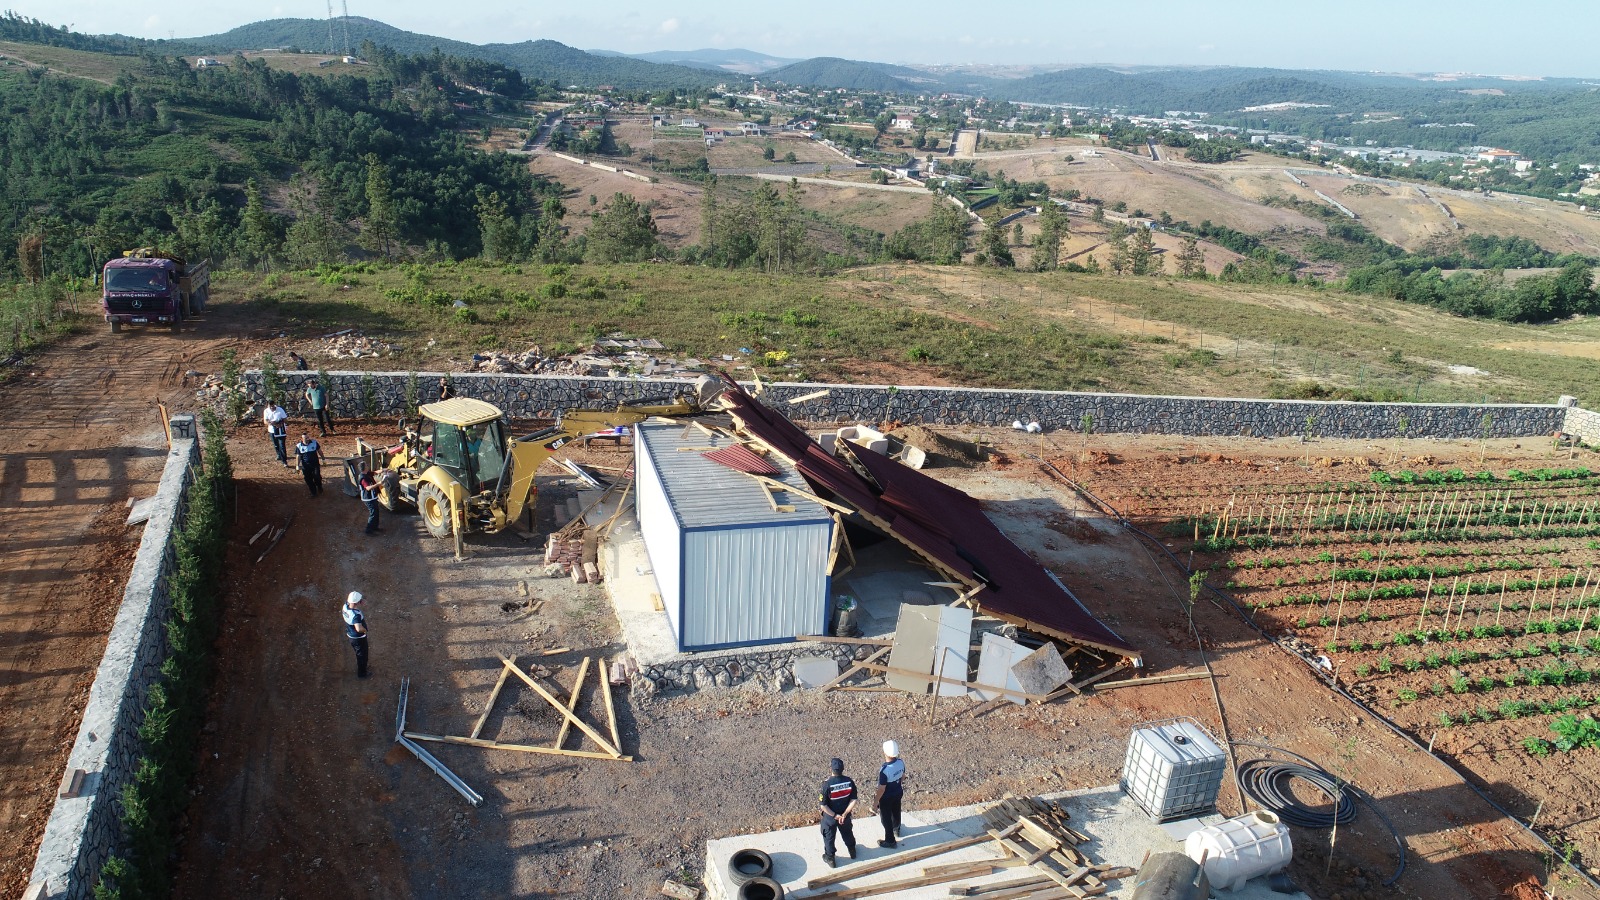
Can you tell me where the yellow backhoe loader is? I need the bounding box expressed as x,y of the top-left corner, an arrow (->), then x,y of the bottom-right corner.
347,374 -> 724,556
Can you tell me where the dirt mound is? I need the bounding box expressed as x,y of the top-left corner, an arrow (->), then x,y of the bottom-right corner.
890,424 -> 987,468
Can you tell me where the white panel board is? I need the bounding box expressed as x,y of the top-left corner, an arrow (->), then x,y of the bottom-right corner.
932,605 -> 973,697
973,633 -> 1031,704
886,605 -> 940,694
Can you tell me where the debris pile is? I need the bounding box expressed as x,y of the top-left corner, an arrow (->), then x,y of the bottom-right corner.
466,335 -> 711,379
320,330 -> 401,359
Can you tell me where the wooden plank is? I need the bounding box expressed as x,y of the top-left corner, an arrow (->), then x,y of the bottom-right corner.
806,828 -> 1014,889
1015,816 -> 1062,851
804,860 -> 1002,900
469,661 -> 514,740
950,873 -> 1052,896
749,473 -> 856,514
820,646 -> 892,692
788,388 -> 832,404
501,656 -> 623,758
859,662 -> 1048,703
921,856 -> 1018,877
553,657 -> 593,750
599,659 -> 622,755
1091,671 -> 1212,691
403,731 -> 633,761
796,634 -> 895,646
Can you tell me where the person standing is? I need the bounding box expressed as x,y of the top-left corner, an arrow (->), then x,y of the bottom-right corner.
818,757 -> 859,868
342,591 -> 369,678
875,740 -> 906,848
359,470 -> 383,534
295,432 -> 324,497
304,378 -> 334,436
263,400 -> 289,467
437,376 -> 455,402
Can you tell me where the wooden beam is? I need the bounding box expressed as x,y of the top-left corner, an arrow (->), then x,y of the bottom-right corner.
788,388 -> 832,404
469,661 -> 513,740
858,662 -> 1048,703
501,656 -> 623,758
553,657 -> 592,751
796,634 -> 894,646
1042,664 -> 1129,703
820,646 -> 892,691
749,473 -> 856,515
599,658 -> 622,754
403,731 -> 633,761
806,827 -> 1018,890
1091,671 -> 1213,691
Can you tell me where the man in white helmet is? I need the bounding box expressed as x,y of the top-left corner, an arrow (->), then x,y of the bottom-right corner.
343,591 -> 369,678
875,739 -> 905,848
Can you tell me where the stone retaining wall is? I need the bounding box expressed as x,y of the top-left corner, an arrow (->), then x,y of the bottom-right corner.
1564,405 -> 1600,447
244,370 -> 1568,440
632,642 -> 867,700
27,416 -> 201,900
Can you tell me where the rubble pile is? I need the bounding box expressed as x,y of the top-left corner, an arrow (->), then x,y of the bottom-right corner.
321,331 -> 401,359
192,372 -> 244,409
467,336 -> 708,379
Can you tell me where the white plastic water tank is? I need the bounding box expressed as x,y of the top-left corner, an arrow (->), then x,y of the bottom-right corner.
1184,810 -> 1293,891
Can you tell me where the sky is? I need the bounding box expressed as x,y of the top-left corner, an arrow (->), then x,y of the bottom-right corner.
12,0 -> 1600,77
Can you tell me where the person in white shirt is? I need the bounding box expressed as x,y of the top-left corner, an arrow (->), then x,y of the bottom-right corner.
262,401 -> 289,467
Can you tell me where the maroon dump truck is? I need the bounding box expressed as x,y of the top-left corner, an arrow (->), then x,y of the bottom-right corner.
101,249 -> 210,333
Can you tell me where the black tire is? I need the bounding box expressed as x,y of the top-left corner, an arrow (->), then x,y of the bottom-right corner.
109,319 -> 121,334
736,876 -> 783,900
418,481 -> 453,538
727,849 -> 773,886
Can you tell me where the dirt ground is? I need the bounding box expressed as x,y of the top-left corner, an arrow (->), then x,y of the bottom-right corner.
165,416 -> 1589,899
0,307 -> 275,899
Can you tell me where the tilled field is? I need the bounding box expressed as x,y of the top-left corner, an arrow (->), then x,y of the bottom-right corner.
1076,435 -> 1600,888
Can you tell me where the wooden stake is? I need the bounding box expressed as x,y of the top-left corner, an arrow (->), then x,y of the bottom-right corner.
599,659 -> 622,754
1527,570 -> 1542,625
1332,584 -> 1350,644
470,661 -> 514,740
403,731 -> 632,761
1496,572 -> 1508,628
553,657 -> 593,751
1442,577 -> 1460,632
1417,573 -> 1435,629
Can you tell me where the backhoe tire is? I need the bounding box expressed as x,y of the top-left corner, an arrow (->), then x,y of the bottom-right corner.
418,482 -> 454,539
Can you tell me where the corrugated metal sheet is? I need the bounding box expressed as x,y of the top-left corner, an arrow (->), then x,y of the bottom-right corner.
634,439 -> 683,637
636,423 -> 831,529
681,522 -> 831,649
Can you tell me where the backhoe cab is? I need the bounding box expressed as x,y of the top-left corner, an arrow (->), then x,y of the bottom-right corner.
348,374 -> 723,552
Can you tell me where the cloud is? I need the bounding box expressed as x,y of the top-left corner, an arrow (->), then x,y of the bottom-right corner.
143,14 -> 161,32
658,17 -> 680,34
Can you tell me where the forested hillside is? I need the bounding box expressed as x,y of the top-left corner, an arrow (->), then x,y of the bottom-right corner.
0,29 -> 561,278
193,17 -> 727,91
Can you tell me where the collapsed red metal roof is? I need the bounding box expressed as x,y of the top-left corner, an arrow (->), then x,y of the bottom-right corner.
719,380 -> 1139,660
702,444 -> 781,476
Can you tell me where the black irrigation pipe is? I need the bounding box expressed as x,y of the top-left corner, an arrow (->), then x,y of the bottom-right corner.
1028,455 -> 1600,893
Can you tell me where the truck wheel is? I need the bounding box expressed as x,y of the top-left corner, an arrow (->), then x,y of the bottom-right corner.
109,320 -> 121,334
418,482 -> 454,538
170,310 -> 181,333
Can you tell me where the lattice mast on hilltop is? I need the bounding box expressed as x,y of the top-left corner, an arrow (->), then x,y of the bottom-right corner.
340,1 -> 353,58
325,1 -> 337,55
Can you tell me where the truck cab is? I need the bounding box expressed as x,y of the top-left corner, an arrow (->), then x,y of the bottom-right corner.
101,250 -> 209,333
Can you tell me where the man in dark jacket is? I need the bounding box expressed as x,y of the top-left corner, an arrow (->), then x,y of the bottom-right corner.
818,757 -> 858,868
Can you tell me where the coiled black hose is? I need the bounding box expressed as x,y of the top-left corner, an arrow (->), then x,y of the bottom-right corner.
1235,759 -> 1357,828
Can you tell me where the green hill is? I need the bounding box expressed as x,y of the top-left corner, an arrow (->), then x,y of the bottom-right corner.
0,35 -> 558,278
762,57 -> 918,92
190,17 -> 729,91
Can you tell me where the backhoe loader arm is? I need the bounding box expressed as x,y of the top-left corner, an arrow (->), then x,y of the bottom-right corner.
499,397 -> 707,530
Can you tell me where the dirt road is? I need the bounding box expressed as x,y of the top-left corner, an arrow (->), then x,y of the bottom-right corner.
0,307 -> 268,898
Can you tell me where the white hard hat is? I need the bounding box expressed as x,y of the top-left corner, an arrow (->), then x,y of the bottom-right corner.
347,591 -> 364,605
882,740 -> 899,757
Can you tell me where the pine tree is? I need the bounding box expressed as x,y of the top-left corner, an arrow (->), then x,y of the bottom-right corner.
1106,224 -> 1131,275
1176,235 -> 1207,278
700,174 -> 718,260
981,222 -> 1013,267
239,178 -> 280,271
585,193 -> 659,263
1128,225 -> 1156,276
1032,201 -> 1068,271
284,175 -> 343,269
361,153 -> 398,259
474,188 -> 519,262
535,196 -> 567,263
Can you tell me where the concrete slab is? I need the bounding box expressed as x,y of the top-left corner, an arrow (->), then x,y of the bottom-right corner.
125,496 -> 156,526
1011,642 -> 1072,696
794,656 -> 840,688
599,497 -> 682,666
842,541 -> 956,638
703,785 -> 1310,900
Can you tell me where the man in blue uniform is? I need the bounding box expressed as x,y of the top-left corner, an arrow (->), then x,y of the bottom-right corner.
359,470 -> 382,534
819,757 -> 859,868
342,591 -> 369,678
295,432 -> 324,497
876,740 -> 906,848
